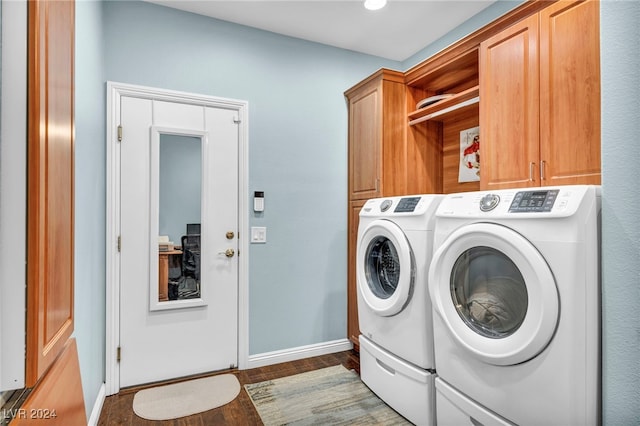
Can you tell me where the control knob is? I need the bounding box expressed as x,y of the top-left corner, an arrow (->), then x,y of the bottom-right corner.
380,200 -> 393,212
479,194 -> 500,212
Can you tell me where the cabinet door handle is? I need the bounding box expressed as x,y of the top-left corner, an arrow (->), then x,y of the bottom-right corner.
529,162 -> 536,182
540,160 -> 546,181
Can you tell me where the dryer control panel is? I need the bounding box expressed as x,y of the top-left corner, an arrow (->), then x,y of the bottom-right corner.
436,185 -> 598,219
509,190 -> 559,213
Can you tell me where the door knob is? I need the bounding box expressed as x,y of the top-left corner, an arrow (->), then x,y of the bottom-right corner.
226,231 -> 235,240
218,248 -> 235,258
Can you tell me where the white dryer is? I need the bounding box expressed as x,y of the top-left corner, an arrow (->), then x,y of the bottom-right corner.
356,194 -> 443,426
428,186 -> 601,426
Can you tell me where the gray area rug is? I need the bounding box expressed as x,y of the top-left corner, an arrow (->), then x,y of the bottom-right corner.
132,374 -> 241,420
244,364 -> 410,425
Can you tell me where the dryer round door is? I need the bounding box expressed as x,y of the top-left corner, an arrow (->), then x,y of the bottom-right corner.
357,219 -> 414,317
428,223 -> 559,366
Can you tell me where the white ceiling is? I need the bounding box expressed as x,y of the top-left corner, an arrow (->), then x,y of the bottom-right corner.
144,0 -> 497,62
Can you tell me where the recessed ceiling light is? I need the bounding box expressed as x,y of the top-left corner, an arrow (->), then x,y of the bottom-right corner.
364,0 -> 387,11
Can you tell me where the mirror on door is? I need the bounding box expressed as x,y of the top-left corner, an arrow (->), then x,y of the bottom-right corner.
150,130 -> 208,310
158,133 -> 202,302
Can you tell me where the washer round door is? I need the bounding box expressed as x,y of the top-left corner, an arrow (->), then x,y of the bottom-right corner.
357,219 -> 414,317
428,223 -> 559,366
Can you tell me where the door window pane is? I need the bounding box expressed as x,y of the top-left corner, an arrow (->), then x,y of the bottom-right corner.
450,246 -> 528,338
365,236 -> 401,299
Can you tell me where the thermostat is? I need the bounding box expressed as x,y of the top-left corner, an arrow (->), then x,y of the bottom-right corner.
254,191 -> 264,212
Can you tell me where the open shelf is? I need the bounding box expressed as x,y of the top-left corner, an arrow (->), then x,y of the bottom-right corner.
405,48 -> 478,90
408,85 -> 479,125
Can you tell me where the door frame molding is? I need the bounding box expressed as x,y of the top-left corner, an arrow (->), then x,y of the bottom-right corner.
105,81 -> 249,395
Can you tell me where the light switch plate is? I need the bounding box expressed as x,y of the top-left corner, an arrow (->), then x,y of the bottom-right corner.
251,226 -> 267,243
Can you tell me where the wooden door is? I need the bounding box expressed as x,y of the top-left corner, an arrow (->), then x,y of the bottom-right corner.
348,80 -> 381,200
480,14 -> 540,190
26,0 -> 75,386
539,0 -> 601,186
12,339 -> 86,425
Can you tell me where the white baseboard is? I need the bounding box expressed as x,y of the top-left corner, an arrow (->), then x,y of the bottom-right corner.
246,338 -> 353,369
87,383 -> 106,426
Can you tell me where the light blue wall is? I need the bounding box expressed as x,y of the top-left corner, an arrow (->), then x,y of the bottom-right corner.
159,134 -> 202,244
102,0 -> 399,355
74,0 -> 106,419
69,1 -> 639,421
600,1 -> 640,423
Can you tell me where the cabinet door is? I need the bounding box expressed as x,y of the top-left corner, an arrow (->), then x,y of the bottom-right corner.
480,14 -> 540,190
348,83 -> 381,200
347,200 -> 366,349
539,0 -> 601,185
26,0 -> 75,386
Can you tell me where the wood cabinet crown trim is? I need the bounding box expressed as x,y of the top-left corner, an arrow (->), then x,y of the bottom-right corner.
345,68 -> 404,99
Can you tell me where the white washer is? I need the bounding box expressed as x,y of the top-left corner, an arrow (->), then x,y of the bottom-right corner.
356,194 -> 443,425
428,186 -> 601,426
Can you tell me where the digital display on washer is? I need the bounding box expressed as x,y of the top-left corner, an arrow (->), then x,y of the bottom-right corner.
509,190 -> 559,212
394,197 -> 421,213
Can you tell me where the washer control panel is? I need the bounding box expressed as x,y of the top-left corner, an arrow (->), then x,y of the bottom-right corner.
394,197 -> 421,213
509,189 -> 559,213
361,194 -> 444,218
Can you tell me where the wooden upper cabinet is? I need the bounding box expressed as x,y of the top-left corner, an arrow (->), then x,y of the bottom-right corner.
480,0 -> 600,190
539,0 -> 601,186
348,82 -> 380,200
26,0 -> 76,386
346,69 -> 406,200
480,14 -> 540,190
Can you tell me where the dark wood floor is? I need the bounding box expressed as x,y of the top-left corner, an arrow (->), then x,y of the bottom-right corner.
98,350 -> 360,425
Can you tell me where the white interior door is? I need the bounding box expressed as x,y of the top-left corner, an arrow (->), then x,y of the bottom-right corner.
119,96 -> 239,387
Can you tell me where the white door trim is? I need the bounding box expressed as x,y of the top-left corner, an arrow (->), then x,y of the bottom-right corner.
105,81 -> 249,395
